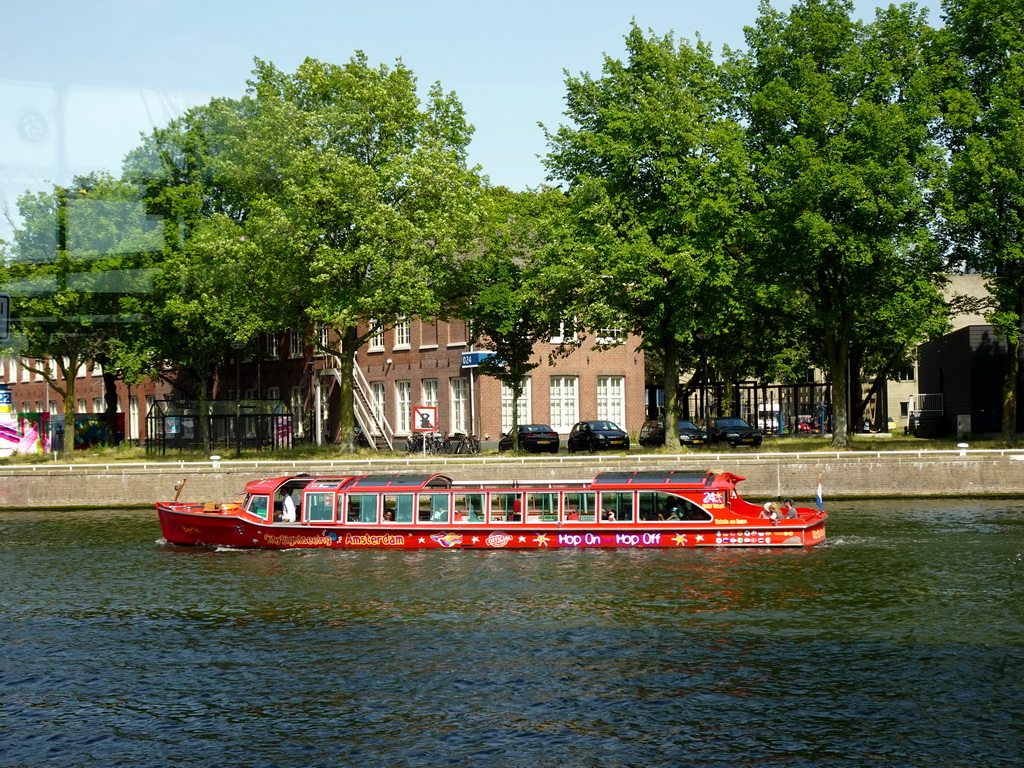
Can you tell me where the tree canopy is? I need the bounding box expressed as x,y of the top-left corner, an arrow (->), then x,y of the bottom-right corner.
737,0 -> 947,446
126,54 -> 485,449
544,24 -> 753,445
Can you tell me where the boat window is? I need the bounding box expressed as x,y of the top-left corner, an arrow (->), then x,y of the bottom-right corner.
489,492 -> 521,523
452,493 -> 485,522
637,492 -> 712,521
678,494 -> 712,521
525,492 -> 558,522
600,492 -> 633,522
383,494 -> 414,523
246,494 -> 270,522
346,494 -> 378,523
419,493 -> 450,523
563,491 -> 597,523
305,492 -> 335,523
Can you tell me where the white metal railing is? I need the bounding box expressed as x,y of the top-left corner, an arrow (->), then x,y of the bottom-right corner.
326,365 -> 395,450
4,447 -> 1024,474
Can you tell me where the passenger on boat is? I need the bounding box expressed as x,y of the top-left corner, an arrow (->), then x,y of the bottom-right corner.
782,499 -> 799,518
383,510 -> 395,522
281,490 -> 296,523
602,508 -> 615,521
760,502 -> 781,523
661,503 -> 682,521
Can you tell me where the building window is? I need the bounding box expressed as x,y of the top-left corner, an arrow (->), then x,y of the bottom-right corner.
264,333 -> 278,358
395,317 -> 411,349
49,400 -> 57,414
595,328 -> 624,346
501,378 -> 531,432
289,330 -> 303,358
290,386 -> 303,436
396,380 -> 412,434
549,320 -> 577,345
316,324 -> 330,352
369,321 -> 386,351
549,376 -> 578,431
422,378 -> 438,410
77,399 -> 86,412
597,376 -> 625,425
371,382 -> 386,432
451,377 -> 468,433
129,396 -> 139,440
895,362 -> 916,382
267,387 -> 281,401
93,397 -> 103,413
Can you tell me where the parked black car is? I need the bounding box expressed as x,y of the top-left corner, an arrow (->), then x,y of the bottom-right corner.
498,424 -> 560,453
639,419 -> 709,447
566,420 -> 630,453
702,416 -> 763,447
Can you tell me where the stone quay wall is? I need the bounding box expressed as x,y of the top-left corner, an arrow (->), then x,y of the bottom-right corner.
2,449 -> 1024,509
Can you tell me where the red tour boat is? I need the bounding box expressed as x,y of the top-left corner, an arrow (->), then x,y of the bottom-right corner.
156,470 -> 827,549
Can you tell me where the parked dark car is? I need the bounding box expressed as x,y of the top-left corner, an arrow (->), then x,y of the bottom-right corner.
702,416 -> 763,447
566,420 -> 630,453
498,424 -> 560,453
638,419 -> 709,447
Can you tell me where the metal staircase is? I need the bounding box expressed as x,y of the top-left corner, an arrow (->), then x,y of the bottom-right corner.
322,364 -> 394,450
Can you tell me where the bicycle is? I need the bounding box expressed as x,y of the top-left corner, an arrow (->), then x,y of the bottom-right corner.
446,432 -> 480,454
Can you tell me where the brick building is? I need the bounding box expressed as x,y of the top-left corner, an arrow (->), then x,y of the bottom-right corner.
0,356 -> 171,445
2,318 -> 647,451
312,317 -> 646,448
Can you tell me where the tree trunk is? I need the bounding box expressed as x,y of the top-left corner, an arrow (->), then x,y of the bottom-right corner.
662,333 -> 681,446
338,326 -> 357,453
1002,333 -> 1020,444
827,319 -> 851,449
101,365 -> 119,447
196,375 -> 210,454
62,375 -> 76,454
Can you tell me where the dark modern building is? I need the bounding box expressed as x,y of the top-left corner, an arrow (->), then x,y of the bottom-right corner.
917,324 -> 1020,436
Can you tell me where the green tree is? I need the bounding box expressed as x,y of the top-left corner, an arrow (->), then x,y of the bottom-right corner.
199,55 -> 484,451
460,187 -> 568,437
543,24 -> 753,446
738,0 -> 946,447
938,0 -> 1024,440
125,97 -> 274,450
0,174 -> 164,452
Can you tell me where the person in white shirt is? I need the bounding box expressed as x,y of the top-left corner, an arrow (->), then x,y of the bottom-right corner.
282,489 -> 296,523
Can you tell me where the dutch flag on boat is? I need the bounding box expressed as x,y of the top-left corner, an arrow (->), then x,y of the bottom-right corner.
815,474 -> 824,512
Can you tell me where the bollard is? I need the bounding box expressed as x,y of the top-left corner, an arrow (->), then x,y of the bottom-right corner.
957,443 -> 968,457
210,454 -> 222,469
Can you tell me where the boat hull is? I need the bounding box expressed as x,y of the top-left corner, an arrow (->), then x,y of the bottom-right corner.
157,504 -> 827,550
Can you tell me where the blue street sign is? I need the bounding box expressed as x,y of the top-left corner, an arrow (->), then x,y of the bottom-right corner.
461,350 -> 496,368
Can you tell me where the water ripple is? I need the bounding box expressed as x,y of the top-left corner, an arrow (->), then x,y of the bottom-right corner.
1,503 -> 1022,767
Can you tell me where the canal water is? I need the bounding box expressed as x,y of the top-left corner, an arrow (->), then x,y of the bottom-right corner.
1,500 -> 1022,768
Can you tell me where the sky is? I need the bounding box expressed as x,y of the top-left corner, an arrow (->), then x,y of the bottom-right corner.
2,0 -> 942,239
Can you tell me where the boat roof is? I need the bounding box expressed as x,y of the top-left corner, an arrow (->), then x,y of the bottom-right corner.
593,471 -> 745,489
244,473 -> 453,494
243,471 -> 742,495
